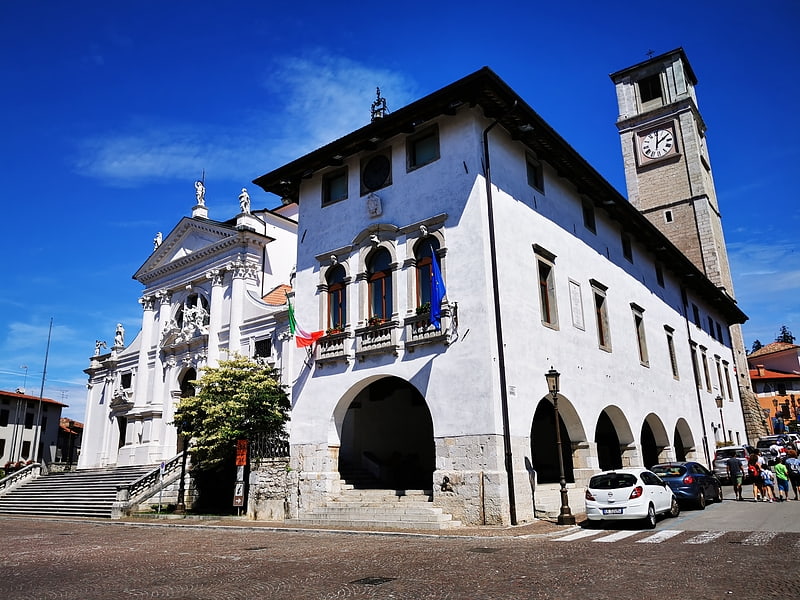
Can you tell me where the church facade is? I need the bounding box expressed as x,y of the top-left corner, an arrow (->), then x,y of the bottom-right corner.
78,197 -> 299,470
80,50 -> 752,526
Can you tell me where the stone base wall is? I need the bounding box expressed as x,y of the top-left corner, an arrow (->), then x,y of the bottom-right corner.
247,457 -> 291,521
287,443 -> 342,518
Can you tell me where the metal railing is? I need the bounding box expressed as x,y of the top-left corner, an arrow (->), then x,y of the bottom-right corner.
250,432 -> 289,459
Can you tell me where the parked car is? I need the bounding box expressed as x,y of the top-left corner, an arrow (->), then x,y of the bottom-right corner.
712,445 -> 755,482
756,436 -> 788,466
650,462 -> 723,509
584,468 -> 680,529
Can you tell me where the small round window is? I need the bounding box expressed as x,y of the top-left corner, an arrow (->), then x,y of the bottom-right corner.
362,154 -> 390,191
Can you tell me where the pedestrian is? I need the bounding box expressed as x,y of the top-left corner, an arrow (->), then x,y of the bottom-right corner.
726,453 -> 745,500
760,465 -> 776,502
774,457 -> 790,502
748,454 -> 763,501
785,450 -> 800,501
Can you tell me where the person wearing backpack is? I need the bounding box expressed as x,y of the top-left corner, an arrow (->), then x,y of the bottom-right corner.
748,454 -> 763,501
760,465 -> 776,502
784,449 -> 800,501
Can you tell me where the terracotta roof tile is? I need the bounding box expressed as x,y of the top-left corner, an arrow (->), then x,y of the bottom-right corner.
262,284 -> 292,306
748,341 -> 799,358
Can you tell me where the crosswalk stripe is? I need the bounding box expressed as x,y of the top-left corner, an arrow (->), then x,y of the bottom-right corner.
684,531 -> 725,544
636,529 -> 682,544
741,531 -> 778,546
592,530 -> 640,543
554,529 -> 601,542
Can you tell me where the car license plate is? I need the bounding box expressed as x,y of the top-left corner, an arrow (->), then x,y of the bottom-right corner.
602,508 -> 623,515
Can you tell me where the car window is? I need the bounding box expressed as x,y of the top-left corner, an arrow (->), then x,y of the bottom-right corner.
589,473 -> 637,489
716,449 -> 744,459
652,465 -> 685,477
640,472 -> 661,486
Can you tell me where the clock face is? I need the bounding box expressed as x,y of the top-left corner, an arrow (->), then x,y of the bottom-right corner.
640,129 -> 675,159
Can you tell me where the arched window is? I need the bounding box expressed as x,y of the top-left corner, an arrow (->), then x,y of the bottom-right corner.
326,265 -> 347,330
368,248 -> 392,321
414,237 -> 440,308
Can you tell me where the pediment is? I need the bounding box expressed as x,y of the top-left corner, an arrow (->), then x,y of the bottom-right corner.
134,217 -> 238,282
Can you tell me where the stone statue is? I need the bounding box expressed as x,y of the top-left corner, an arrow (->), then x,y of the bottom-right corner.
239,188 -> 251,214
94,340 -> 107,356
367,192 -> 382,217
195,180 -> 206,206
114,323 -> 125,347
153,232 -> 162,249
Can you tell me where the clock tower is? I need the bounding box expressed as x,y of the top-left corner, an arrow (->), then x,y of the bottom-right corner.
611,48 -> 767,441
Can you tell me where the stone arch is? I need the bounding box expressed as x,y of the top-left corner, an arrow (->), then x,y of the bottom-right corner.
595,406 -> 636,471
530,394 -> 586,484
673,418 -> 698,462
641,413 -> 671,468
329,375 -> 435,490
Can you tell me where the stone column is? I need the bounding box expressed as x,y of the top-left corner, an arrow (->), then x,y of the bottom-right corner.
206,269 -> 225,366
228,260 -> 250,357
134,296 -> 156,408
151,290 -> 171,408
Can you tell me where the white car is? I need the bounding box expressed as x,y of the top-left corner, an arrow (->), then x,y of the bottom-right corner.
584,468 -> 680,529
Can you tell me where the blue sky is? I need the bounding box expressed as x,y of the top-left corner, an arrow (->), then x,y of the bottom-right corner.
1,1 -> 798,420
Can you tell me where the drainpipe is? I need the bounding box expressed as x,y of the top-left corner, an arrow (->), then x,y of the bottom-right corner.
483,117 -> 517,525
681,287 -> 711,467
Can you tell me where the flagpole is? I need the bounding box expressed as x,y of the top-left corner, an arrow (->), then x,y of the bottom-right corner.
32,317 -> 53,464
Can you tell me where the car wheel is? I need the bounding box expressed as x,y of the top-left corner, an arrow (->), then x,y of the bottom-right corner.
715,485 -> 723,503
696,490 -> 706,510
669,497 -> 681,518
644,504 -> 657,529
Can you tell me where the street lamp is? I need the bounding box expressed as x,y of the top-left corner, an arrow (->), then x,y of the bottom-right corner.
175,422 -> 189,514
715,395 -> 726,444
545,367 -> 575,526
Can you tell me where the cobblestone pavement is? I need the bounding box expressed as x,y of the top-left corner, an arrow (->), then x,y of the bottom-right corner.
2,516 -> 798,600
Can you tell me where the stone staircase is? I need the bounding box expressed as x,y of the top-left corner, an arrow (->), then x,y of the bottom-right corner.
0,465 -> 156,519
287,486 -> 462,530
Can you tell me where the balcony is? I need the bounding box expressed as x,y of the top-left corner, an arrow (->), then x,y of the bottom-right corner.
316,330 -> 351,366
404,306 -> 451,351
355,320 -> 399,360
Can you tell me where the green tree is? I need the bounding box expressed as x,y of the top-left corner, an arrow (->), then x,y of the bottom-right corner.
750,339 -> 763,353
174,355 -> 290,471
775,325 -> 796,344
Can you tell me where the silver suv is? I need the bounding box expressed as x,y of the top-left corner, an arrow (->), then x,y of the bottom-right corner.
712,445 -> 755,482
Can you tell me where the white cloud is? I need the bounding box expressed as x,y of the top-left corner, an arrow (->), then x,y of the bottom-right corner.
73,53 -> 419,188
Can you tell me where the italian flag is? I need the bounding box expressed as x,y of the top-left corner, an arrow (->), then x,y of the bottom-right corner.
287,294 -> 323,348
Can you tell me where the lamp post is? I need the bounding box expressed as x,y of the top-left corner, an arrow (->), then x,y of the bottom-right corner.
773,397 -> 780,434
545,367 -> 575,526
715,395 -> 726,444
175,423 -> 189,514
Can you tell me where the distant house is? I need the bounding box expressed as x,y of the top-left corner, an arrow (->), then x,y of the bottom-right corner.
0,389 -> 66,466
748,342 -> 800,436
56,418 -> 83,466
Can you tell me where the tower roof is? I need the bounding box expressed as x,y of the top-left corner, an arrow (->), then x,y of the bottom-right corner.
609,47 -> 698,85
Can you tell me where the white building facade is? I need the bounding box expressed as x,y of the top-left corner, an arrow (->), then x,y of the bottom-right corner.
253,66 -> 748,526
78,198 -> 298,469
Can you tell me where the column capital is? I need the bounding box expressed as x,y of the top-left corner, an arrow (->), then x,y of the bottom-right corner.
139,296 -> 157,311
206,269 -> 225,286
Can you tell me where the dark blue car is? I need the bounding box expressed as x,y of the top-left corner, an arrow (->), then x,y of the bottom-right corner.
651,462 -> 723,509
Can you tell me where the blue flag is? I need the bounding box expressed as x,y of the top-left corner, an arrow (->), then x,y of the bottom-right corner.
430,251 -> 446,330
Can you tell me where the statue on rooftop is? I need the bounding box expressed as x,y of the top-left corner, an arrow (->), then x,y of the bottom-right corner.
195,180 -> 206,206
239,188 -> 251,214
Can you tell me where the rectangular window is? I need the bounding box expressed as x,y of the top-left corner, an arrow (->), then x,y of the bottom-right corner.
692,303 -> 701,328
591,280 -> 611,352
582,200 -> 596,234
41,416 -> 47,433
536,252 -> 558,329
690,343 -> 701,389
25,412 -> 34,429
621,233 -> 633,262
715,357 -> 725,398
655,263 -> 664,287
716,322 -> 724,344
121,373 -> 132,389
322,168 -> 348,206
526,155 -> 544,192
407,125 -> 439,170
638,73 -> 663,106
700,346 -> 711,392
631,304 -> 648,366
0,408 -> 8,427
665,326 -> 679,380
723,361 -> 734,399
707,316 -> 716,340
21,441 -> 31,459
0,439 -> 5,457
254,338 -> 272,359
